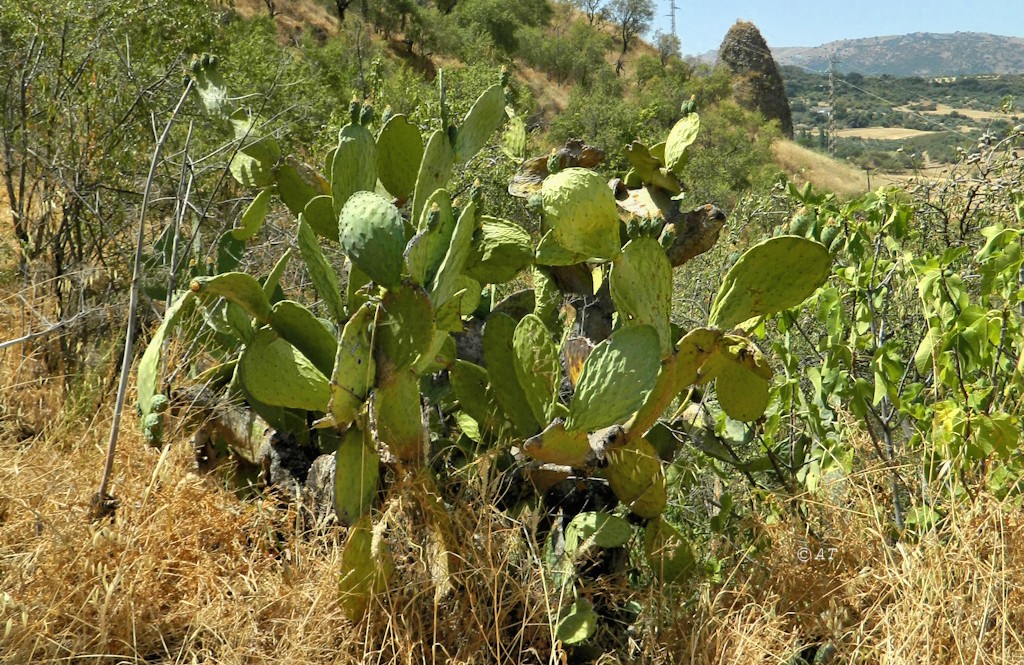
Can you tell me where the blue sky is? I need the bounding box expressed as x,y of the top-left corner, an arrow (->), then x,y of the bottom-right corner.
651,1 -> 1024,55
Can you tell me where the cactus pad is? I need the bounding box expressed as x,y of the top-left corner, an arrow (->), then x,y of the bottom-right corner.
664,113 -> 700,175
464,216 -> 534,284
644,517 -> 696,584
541,168 -> 621,261
605,436 -> 667,518
302,195 -> 338,243
338,516 -> 393,621
297,215 -> 346,323
454,84 -> 506,163
269,299 -> 338,376
412,130 -> 455,225
233,188 -> 271,241
329,303 -> 377,428
513,314 -> 562,425
190,272 -> 271,324
339,191 -> 406,290
522,421 -> 591,466
238,328 -> 331,412
376,114 -> 424,201
565,325 -> 661,433
483,313 -> 542,436
709,235 -> 832,330
331,123 -> 377,214
610,238 -> 673,358
376,284 -> 435,375
334,424 -> 379,526
374,368 -> 425,464
275,156 -> 327,215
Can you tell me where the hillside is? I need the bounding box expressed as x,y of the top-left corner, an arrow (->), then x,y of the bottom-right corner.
772,32 -> 1024,76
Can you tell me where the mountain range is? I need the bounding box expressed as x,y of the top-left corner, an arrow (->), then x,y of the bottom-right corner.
696,32 -> 1024,77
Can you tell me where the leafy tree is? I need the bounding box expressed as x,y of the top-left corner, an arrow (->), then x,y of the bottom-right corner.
607,0 -> 654,55
654,30 -> 681,66
572,0 -> 606,25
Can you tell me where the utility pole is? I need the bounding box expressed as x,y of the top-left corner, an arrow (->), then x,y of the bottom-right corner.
827,53 -> 839,157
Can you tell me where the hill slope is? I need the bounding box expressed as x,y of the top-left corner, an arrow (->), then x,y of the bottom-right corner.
771,32 -> 1024,76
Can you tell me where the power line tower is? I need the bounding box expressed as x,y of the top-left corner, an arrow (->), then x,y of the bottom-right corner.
668,0 -> 679,38
827,53 -> 839,156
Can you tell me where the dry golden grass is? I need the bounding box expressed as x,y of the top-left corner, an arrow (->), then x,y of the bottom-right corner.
835,127 -> 936,140
895,103 -> 1010,122
772,139 -> 870,198
3,368 -> 1024,664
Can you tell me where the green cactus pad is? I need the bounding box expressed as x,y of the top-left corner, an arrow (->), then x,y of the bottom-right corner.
709,235 -> 832,330
555,598 -> 597,645
482,313 -> 542,436
513,314 -> 562,425
624,142 -> 682,194
275,157 -> 328,215
328,303 -> 376,428
262,249 -> 292,301
502,114 -> 527,161
412,130 -> 455,226
565,325 -> 662,433
610,238 -> 674,358
334,424 -> 379,526
297,215 -> 346,323
190,56 -> 228,116
565,512 -> 633,551
339,191 -> 406,290
701,336 -> 773,422
450,360 -> 505,437
664,113 -> 700,175
374,368 -> 425,463
405,190 -> 456,287
522,421 -> 591,466
346,262 -> 372,313
454,84 -> 506,163
644,517 -> 696,584
338,516 -> 393,621
455,276 -> 481,316
331,123 -> 377,214
233,188 -> 272,241
604,436 -> 667,518
190,272 -> 272,324
430,198 -> 477,307
376,114 -> 423,201
464,216 -> 534,284
302,195 -> 338,243
238,328 -> 331,412
269,300 -> 338,376
376,284 -> 435,375
229,151 -> 275,189
541,168 -> 621,261
138,290 -> 195,420
532,267 -> 562,332
674,327 -> 722,391
534,230 -> 591,266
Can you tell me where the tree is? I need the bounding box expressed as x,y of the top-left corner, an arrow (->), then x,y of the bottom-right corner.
607,0 -> 654,56
654,30 -> 680,66
572,0 -> 605,25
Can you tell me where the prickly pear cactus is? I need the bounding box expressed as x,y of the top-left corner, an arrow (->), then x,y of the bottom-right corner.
605,436 -> 667,518
334,423 -> 379,526
610,238 -> 674,358
644,517 -> 696,584
699,335 -> 773,422
376,114 -> 423,201
338,516 -> 393,621
339,191 -> 406,290
454,84 -> 506,163
331,122 -> 377,213
464,216 -> 534,284
565,325 -> 662,434
541,168 -> 622,261
482,313 -> 542,436
709,235 -> 832,330
522,421 -> 592,466
664,112 -> 700,175
238,329 -> 331,412
513,314 -> 562,425
328,303 -> 376,428
412,129 -> 455,225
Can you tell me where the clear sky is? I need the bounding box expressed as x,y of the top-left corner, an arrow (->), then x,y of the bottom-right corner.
650,1 -> 1024,56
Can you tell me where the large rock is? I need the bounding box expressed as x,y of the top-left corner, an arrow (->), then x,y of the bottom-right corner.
718,21 -> 794,138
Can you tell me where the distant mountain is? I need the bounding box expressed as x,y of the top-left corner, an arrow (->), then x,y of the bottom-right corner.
693,32 -> 1024,77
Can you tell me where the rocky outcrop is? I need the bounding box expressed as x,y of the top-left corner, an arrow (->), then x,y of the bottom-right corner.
719,21 -> 794,138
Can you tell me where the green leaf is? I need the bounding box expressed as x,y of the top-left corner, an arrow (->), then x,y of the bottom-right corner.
566,325 -> 661,433
709,235 -> 832,330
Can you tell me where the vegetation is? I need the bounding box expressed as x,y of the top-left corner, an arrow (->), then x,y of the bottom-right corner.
2,1 -> 1024,663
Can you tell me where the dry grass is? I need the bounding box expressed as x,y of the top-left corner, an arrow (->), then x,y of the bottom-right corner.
3,365 -> 1024,663
772,139 -> 870,198
895,103 -> 1011,122
834,127 -> 936,140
